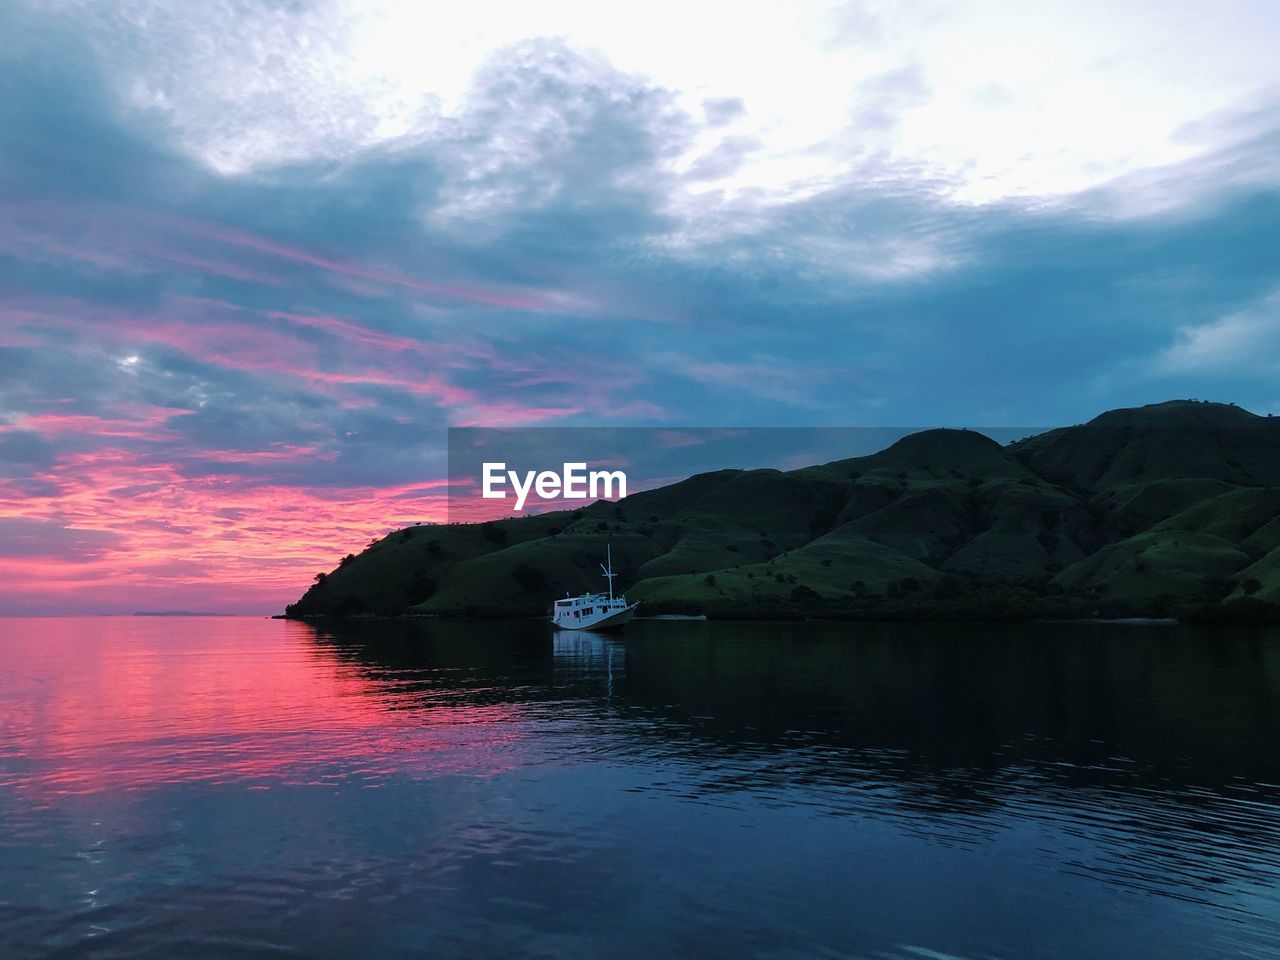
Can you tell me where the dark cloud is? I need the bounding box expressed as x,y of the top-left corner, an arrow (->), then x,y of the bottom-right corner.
685,136 -> 764,182
849,65 -> 929,134
0,517 -> 119,560
702,97 -> 745,127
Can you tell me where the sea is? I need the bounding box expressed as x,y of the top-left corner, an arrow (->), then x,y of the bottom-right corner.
1,616 -> 1278,959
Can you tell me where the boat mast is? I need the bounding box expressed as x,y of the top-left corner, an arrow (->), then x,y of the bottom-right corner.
600,543 -> 616,601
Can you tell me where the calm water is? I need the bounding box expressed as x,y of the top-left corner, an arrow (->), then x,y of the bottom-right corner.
2,618 -> 1279,959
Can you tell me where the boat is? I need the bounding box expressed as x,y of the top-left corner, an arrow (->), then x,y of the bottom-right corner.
551,544 -> 640,631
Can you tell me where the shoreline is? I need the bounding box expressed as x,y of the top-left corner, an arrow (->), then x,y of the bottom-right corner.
274,612 -> 1204,626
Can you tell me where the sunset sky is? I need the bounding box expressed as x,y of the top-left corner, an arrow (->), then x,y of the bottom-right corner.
2,0 -> 1278,614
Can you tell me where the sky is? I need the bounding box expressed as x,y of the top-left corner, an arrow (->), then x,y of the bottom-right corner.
1,0 -> 1278,614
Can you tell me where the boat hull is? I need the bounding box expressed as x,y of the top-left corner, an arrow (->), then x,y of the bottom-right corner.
553,602 -> 640,632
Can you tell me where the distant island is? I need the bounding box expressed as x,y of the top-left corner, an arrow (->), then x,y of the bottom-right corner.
133,611 -> 239,617
285,401 -> 1280,624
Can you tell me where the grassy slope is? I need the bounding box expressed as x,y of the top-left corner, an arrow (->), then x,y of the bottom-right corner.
286,401 -> 1280,622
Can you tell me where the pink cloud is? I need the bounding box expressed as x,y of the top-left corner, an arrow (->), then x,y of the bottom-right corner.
5,408 -> 193,441
4,200 -> 597,314
0,442 -> 455,614
165,214 -> 592,313
4,294 -> 616,427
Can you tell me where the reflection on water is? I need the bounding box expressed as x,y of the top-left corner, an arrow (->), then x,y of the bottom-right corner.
1,616 -> 1278,959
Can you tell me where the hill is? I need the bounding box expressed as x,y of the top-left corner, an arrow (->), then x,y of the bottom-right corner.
285,401 -> 1280,623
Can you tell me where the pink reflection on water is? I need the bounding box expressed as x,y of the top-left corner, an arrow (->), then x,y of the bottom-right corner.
0,617 -> 525,798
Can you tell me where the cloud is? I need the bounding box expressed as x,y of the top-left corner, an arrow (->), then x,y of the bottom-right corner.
28,0 -> 1280,206
36,0 -> 415,176
0,517 -> 120,560
0,428 -> 56,468
1152,289 -> 1280,374
420,39 -> 692,238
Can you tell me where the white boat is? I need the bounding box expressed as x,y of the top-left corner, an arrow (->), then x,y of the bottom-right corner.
551,544 -> 640,632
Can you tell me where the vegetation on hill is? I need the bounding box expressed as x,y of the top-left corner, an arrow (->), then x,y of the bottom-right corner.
285,401 -> 1280,623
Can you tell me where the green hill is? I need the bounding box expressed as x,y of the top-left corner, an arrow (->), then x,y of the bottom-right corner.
285,401 -> 1280,623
